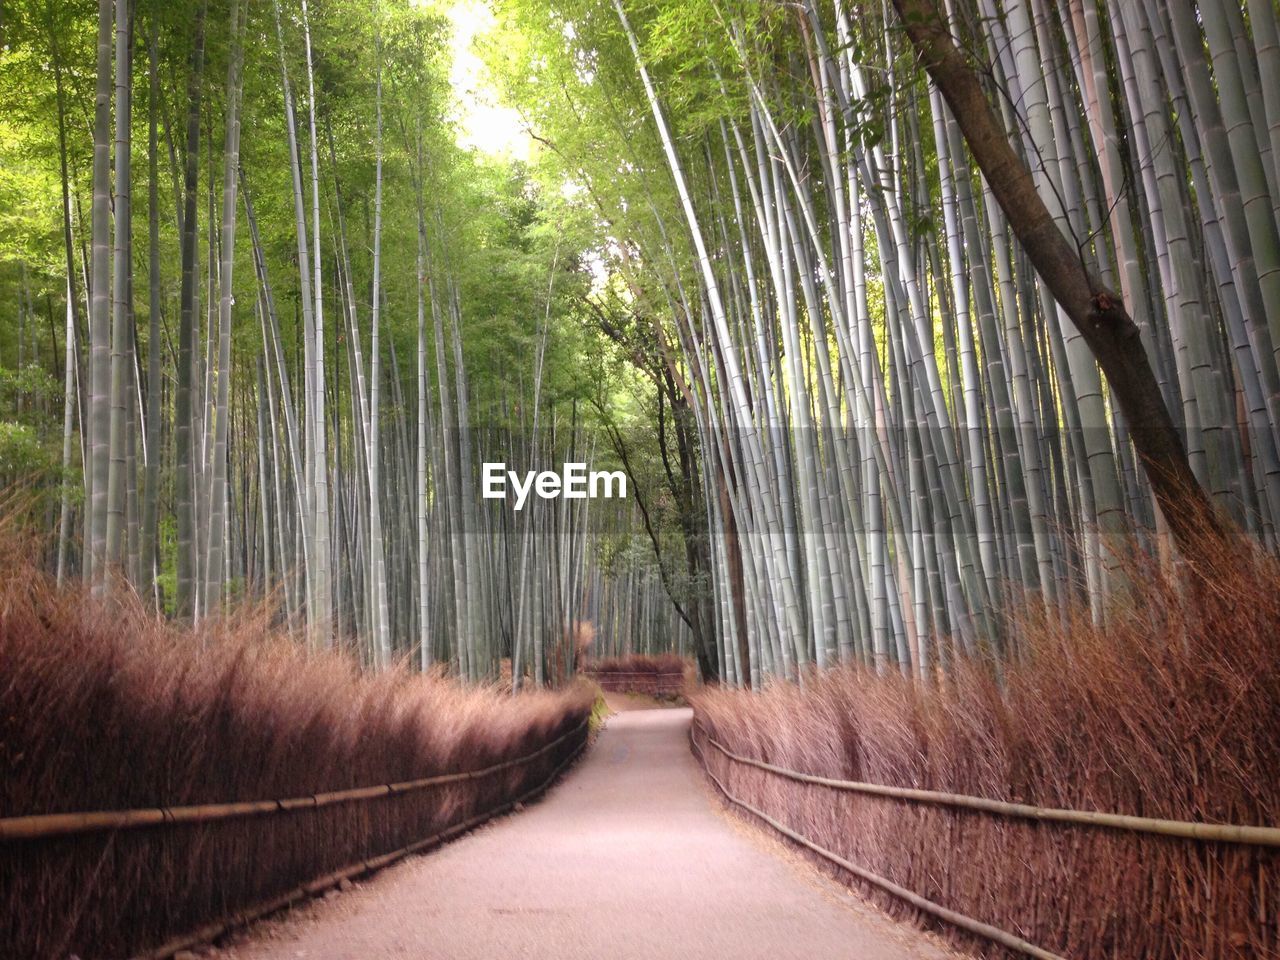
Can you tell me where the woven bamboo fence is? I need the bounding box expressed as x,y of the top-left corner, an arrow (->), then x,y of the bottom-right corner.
584,669 -> 686,696
1,718 -> 589,960
690,720 -> 1280,959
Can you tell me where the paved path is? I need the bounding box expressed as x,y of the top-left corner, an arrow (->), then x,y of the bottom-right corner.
213,707 -> 957,960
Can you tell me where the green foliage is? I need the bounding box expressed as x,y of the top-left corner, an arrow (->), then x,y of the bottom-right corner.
0,421 -> 50,476
0,363 -> 60,413
0,364 -> 73,518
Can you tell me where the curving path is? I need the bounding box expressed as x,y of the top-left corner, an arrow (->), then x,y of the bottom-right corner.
211,705 -> 957,960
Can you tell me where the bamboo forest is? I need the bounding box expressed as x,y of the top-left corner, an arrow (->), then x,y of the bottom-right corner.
1,0 -> 1278,958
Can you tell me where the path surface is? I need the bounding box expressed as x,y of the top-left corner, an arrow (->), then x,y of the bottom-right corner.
212,706 -> 957,960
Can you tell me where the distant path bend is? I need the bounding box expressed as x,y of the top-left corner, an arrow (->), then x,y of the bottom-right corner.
214,706 -> 956,960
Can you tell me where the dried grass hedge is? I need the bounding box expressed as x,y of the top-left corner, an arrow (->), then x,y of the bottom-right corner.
584,653 -> 688,695
692,538 -> 1280,959
0,534 -> 593,960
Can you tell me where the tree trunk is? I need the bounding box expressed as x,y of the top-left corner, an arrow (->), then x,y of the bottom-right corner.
141,26 -> 162,600
106,0 -> 135,573
204,0 -> 247,607
890,0 -> 1229,561
87,0 -> 114,584
175,0 -> 208,618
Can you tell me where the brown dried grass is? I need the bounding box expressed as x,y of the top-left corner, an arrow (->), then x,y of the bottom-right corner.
0,532 -> 592,959
692,535 -> 1280,959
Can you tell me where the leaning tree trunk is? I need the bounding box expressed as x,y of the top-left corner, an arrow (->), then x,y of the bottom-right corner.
890,0 -> 1229,563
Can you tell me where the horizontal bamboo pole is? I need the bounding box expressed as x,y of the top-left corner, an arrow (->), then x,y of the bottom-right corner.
0,717 -> 589,842
583,671 -> 684,679
695,723 -> 1280,847
133,734 -> 589,960
691,733 -> 1068,960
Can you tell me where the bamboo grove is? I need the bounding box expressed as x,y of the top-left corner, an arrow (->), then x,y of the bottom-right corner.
0,0 -> 691,680
488,0 -> 1280,683
3,0 -> 1280,687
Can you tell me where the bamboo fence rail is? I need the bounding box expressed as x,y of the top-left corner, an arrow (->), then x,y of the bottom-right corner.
131,734 -> 588,960
694,723 -> 1280,847
690,731 -> 1068,960
0,717 -> 589,842
582,671 -> 684,678
583,670 -> 685,695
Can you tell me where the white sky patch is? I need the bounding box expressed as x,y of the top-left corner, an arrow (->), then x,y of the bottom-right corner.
582,247 -> 611,295
444,0 -> 531,160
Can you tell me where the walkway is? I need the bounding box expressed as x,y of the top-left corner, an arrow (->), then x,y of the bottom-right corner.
212,706 -> 957,960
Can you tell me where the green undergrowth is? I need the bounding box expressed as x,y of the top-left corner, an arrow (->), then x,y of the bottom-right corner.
589,687 -> 611,733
